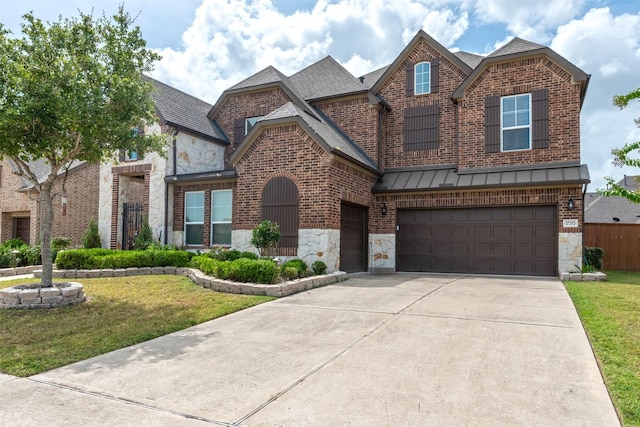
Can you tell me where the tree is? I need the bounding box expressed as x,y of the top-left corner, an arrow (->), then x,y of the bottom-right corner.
251,220 -> 281,258
0,7 -> 165,286
598,87 -> 640,202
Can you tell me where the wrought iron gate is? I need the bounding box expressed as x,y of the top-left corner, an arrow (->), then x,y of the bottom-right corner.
122,202 -> 144,250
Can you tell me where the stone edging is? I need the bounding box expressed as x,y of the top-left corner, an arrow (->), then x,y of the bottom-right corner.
31,267 -> 347,297
1,282 -> 85,309
0,265 -> 43,277
560,272 -> 607,282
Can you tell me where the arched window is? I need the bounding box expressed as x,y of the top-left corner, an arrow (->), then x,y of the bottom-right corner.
262,176 -> 298,255
415,62 -> 431,95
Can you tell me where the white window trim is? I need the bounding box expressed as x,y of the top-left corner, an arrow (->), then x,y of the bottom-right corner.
500,93 -> 532,152
414,61 -> 431,95
184,191 -> 204,246
245,116 -> 263,135
211,189 -> 232,246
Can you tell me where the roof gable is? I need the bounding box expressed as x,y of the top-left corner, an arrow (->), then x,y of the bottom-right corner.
453,51 -> 484,69
289,56 -> 368,100
452,37 -> 590,103
370,30 -> 473,94
230,102 -> 378,173
144,75 -> 227,143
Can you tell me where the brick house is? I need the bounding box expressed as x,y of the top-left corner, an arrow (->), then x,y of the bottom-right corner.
100,30 -> 590,276
0,159 -> 100,246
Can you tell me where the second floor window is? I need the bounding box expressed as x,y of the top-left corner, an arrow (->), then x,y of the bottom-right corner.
245,116 -> 263,135
415,62 -> 431,95
501,93 -> 531,151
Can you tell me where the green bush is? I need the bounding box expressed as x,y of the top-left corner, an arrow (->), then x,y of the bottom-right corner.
133,216 -> 154,250
189,255 -> 279,284
584,247 -> 604,270
82,220 -> 102,249
241,251 -> 258,260
312,260 -> 327,275
281,258 -> 308,278
50,237 -> 71,251
2,238 -> 26,249
281,266 -> 299,280
208,248 -> 242,261
55,248 -> 189,270
251,220 -> 281,257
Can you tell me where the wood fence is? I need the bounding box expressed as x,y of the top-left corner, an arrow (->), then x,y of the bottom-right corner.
584,223 -> 640,271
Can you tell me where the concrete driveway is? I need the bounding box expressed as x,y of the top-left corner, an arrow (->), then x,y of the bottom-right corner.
0,274 -> 620,426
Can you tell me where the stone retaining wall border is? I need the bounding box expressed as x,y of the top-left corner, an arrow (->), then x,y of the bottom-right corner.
31,267 -> 347,297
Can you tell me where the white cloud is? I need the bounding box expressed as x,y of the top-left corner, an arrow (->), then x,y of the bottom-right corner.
549,7 -> 640,188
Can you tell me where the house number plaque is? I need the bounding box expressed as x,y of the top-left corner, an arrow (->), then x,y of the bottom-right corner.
563,219 -> 579,228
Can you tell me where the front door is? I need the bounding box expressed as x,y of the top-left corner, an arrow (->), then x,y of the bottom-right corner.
340,202 -> 368,273
13,217 -> 30,244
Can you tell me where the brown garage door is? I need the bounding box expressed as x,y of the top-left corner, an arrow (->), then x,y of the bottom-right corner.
397,206 -> 557,276
340,203 -> 368,273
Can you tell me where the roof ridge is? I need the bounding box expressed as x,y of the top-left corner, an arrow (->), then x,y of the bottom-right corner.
143,75 -> 213,108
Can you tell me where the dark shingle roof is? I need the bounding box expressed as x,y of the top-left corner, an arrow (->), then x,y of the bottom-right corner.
359,65 -> 389,89
289,56 -> 368,100
10,158 -> 86,189
585,175 -> 640,223
488,37 -> 546,58
453,51 -> 484,69
228,66 -> 288,90
144,75 -> 227,143
239,102 -> 377,171
373,164 -> 590,193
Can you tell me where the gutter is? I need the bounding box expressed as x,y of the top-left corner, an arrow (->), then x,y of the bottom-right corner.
164,128 -> 179,246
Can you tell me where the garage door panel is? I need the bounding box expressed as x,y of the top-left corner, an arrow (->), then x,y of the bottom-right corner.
397,206 -> 557,276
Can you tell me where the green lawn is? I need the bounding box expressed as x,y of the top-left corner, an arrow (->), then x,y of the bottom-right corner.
0,275 -> 273,376
565,271 -> 640,426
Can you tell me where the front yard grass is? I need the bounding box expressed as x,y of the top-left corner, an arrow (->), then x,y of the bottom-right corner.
0,275 -> 273,377
565,271 -> 640,426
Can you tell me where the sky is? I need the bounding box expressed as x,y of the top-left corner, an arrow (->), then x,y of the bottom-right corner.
1,0 -> 640,190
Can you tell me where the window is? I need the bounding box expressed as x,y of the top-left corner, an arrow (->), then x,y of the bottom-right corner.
245,116 -> 263,135
211,190 -> 232,246
125,150 -> 138,161
414,62 -> 431,95
501,94 -> 531,151
184,191 -> 204,245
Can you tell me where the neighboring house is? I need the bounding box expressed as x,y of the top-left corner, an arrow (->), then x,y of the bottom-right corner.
100,30 -> 590,276
0,159 -> 100,246
585,175 -> 640,223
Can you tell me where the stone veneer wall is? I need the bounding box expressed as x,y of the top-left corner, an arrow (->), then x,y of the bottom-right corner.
559,232 -> 583,274
232,229 -> 340,273
369,234 -> 395,273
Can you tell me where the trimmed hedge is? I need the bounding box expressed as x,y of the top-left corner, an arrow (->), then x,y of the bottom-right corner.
55,248 -> 191,270
190,255 -> 279,284
584,247 -> 604,270
281,259 -> 308,278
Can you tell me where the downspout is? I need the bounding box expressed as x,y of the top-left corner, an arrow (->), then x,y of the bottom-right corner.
582,182 -> 588,264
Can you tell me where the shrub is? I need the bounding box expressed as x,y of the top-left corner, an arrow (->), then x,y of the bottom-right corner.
189,255 -> 279,284
241,251 -> 258,260
208,248 -> 242,261
584,247 -> 604,270
251,220 -> 281,257
281,266 -> 299,281
82,220 -> 102,249
312,260 -> 327,275
50,237 -> 71,251
134,216 -> 154,250
2,238 -> 26,249
281,258 -> 308,278
55,248 -> 189,269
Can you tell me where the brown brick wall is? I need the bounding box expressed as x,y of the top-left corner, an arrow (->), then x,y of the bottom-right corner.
234,123 -> 377,232
0,160 -> 37,243
213,88 -> 294,167
377,39 -> 468,169
315,96 -> 380,166
49,163 -> 100,247
371,185 -> 584,235
457,57 -> 582,169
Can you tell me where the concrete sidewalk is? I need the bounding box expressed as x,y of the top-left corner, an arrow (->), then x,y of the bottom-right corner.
0,274 -> 620,426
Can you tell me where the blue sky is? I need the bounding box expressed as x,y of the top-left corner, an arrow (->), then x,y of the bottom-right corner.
2,0 -> 640,189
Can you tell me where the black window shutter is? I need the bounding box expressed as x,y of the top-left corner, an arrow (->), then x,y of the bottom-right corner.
406,62 -> 414,97
485,96 -> 501,153
404,104 -> 439,150
233,118 -> 245,146
430,58 -> 439,94
532,88 -> 549,149
118,149 -> 125,162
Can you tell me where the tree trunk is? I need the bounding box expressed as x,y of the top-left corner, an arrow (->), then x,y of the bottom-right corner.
39,186 -> 54,287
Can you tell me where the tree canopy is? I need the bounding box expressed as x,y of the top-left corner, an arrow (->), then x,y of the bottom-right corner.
0,6 -> 165,286
599,86 -> 640,203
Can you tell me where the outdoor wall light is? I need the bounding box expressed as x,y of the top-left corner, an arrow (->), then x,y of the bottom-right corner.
381,202 -> 388,216
567,197 -> 575,210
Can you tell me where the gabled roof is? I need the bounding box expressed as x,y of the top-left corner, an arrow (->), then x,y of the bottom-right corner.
585,175 -> 640,223
289,56 -> 368,100
453,51 -> 484,69
370,30 -> 473,94
373,163 -> 590,194
10,158 -> 86,190
208,65 -> 318,120
452,37 -> 590,104
144,75 -> 227,144
359,65 -> 389,89
230,102 -> 378,173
